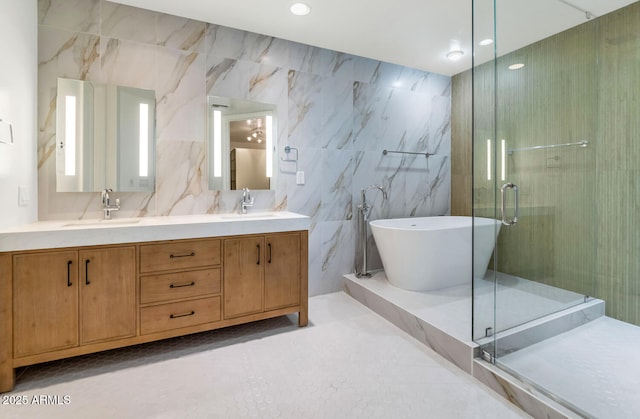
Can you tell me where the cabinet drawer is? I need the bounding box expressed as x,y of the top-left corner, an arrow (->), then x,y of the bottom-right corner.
140,296 -> 221,335
140,240 -> 221,273
140,268 -> 221,304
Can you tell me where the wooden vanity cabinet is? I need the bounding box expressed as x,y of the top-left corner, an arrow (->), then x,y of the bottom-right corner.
79,247 -> 136,345
224,232 -> 302,319
0,230 -> 307,393
138,238 -> 223,335
13,251 -> 79,358
12,246 -> 136,358
264,233 -> 301,311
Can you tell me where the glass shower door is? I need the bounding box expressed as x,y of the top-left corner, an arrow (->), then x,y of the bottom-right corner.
472,0 -> 597,354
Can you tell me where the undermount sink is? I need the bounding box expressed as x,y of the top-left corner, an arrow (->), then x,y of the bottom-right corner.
219,213 -> 279,220
62,219 -> 141,227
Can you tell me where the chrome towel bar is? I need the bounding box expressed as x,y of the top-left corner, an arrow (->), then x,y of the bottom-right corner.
507,140 -> 588,155
382,149 -> 433,157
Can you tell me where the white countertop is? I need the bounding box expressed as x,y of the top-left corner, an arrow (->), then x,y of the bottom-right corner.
0,212 -> 310,252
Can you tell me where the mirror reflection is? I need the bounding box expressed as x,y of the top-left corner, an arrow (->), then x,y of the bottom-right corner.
55,78 -> 156,193
208,96 -> 277,191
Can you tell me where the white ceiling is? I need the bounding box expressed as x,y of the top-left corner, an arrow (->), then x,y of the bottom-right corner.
111,0 -> 636,76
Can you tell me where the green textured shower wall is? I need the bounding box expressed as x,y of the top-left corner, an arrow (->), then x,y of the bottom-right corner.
452,2 -> 640,326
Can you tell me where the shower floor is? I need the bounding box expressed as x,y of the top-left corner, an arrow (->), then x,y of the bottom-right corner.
498,316 -> 640,418
344,270 -> 587,343
343,270 -> 633,418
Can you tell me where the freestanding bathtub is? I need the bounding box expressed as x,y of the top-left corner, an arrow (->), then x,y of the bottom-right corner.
369,216 -> 501,291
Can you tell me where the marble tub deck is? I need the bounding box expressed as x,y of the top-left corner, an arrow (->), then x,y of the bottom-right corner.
343,271 -> 608,418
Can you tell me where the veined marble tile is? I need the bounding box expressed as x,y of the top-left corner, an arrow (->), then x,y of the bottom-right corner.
37,132 -> 56,171
287,70 -> 322,149
352,82 -> 384,151
380,88 -> 412,152
157,14 -> 206,52
352,56 -> 382,84
155,140 -> 212,216
155,49 -> 205,143
320,51 -> 354,81
247,64 -> 288,105
101,1 -> 157,46
206,24 -> 288,68
38,0 -> 100,34
205,57 -> 250,98
343,274 -> 477,373
473,360 -> 576,419
304,222 -> 322,296
372,61 -> 409,88
100,37 -> 156,90
405,154 -> 451,217
321,149 -> 355,221
285,147 -> 322,224
321,77 -> 353,149
320,221 -> 356,295
288,41 -> 323,74
38,27 -> 101,84
399,68 -> 451,95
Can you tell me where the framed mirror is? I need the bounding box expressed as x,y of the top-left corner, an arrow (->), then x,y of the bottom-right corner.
55,78 -> 156,192
207,96 -> 277,191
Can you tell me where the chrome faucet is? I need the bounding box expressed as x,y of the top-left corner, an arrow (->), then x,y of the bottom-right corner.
355,184 -> 387,278
240,187 -> 254,214
101,188 -> 120,220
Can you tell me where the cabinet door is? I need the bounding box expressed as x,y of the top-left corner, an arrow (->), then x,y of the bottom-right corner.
13,251 -> 79,357
79,247 -> 136,344
265,233 -> 301,310
223,237 -> 264,318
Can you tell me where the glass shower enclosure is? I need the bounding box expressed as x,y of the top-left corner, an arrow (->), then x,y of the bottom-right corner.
471,0 -> 639,415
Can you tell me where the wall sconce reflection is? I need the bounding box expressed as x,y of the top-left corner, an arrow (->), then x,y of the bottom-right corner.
64,95 -> 77,176
213,110 -> 222,177
266,115 -> 273,178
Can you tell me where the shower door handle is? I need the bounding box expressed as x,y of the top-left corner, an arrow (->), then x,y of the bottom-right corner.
500,182 -> 519,226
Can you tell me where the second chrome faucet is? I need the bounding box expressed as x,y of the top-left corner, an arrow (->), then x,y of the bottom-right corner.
240,187 -> 254,214
101,189 -> 120,220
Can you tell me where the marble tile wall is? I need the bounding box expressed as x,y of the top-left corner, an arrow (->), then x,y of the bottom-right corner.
37,0 -> 452,296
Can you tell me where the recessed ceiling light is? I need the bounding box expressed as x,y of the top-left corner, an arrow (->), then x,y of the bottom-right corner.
290,3 -> 311,16
508,63 -> 525,70
479,39 -> 494,46
446,50 -> 464,61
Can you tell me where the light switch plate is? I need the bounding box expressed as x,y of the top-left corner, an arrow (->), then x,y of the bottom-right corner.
296,171 -> 305,185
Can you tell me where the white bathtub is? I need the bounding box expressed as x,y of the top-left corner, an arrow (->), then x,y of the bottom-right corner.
369,216 -> 500,291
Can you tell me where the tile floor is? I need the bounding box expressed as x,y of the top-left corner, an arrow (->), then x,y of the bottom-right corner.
499,316 -> 640,419
1,292 -> 528,419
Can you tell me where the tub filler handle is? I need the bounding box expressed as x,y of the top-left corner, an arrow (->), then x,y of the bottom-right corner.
500,182 -> 519,226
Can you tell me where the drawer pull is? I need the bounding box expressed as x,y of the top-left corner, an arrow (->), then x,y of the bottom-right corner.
170,252 -> 196,259
169,281 -> 196,289
85,259 -> 91,285
169,310 -> 195,319
67,260 -> 73,287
